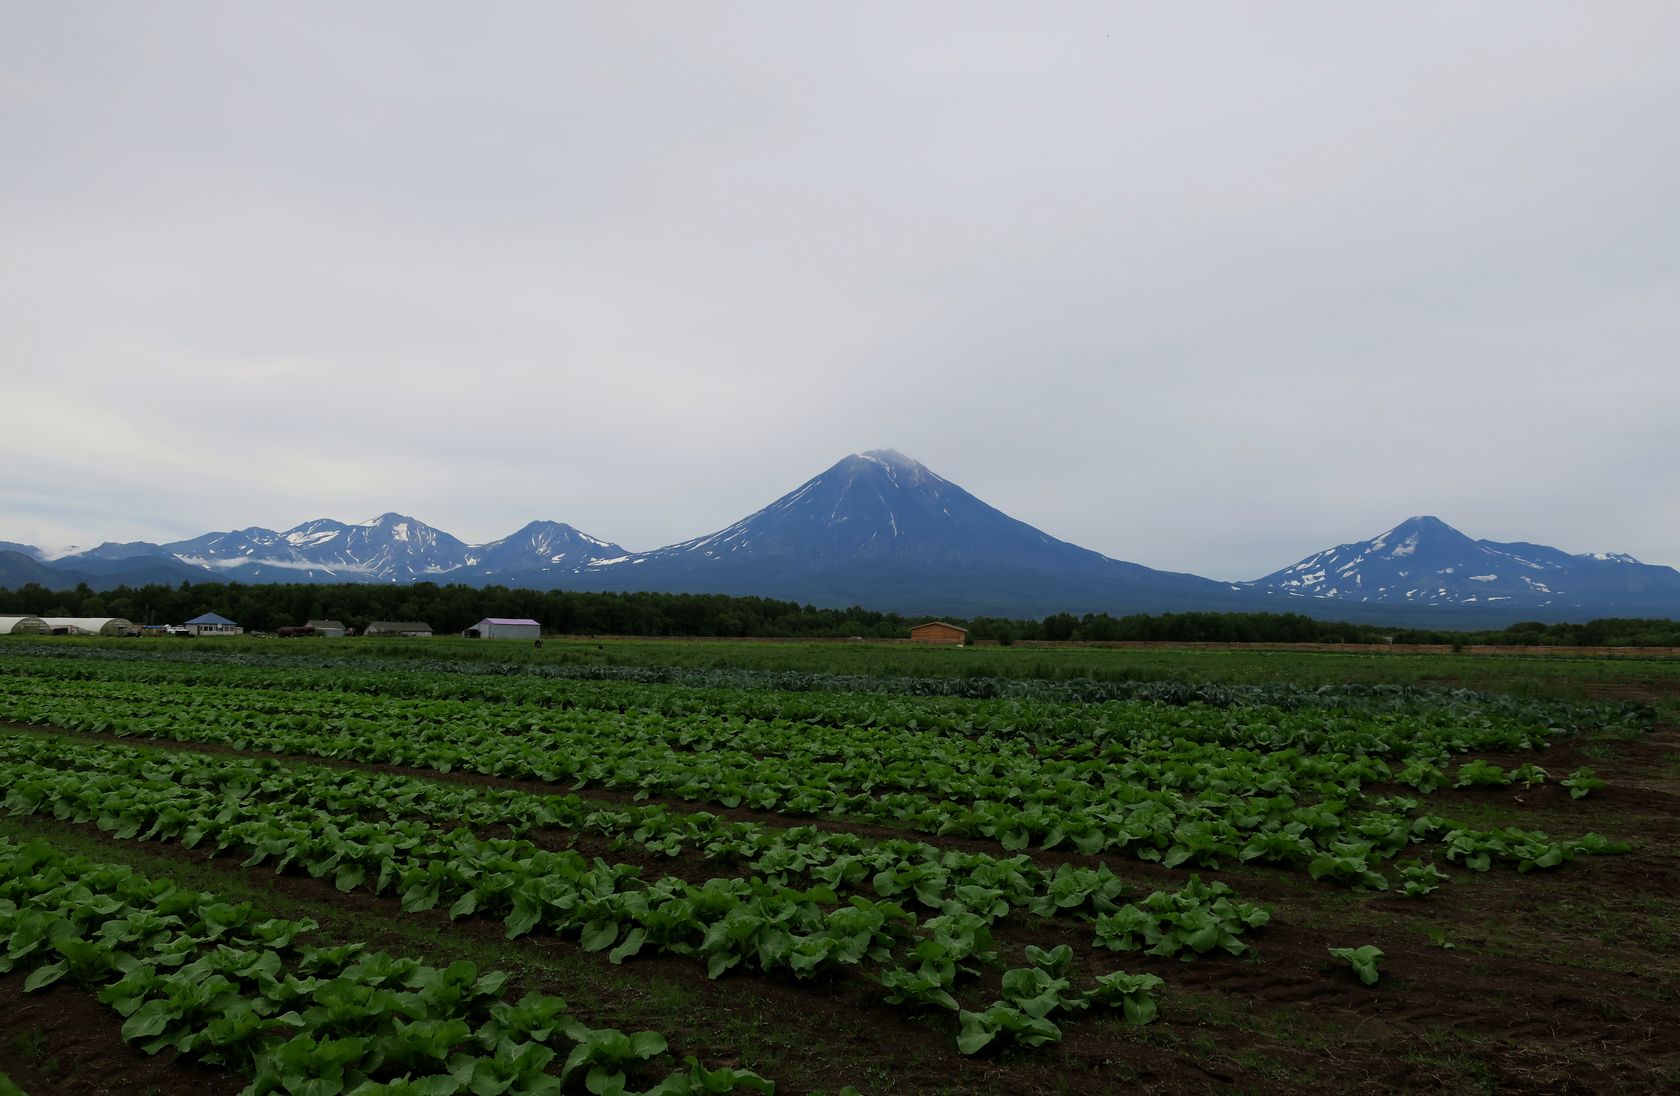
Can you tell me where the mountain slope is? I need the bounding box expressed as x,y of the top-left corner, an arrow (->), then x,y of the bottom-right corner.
287,514 -> 475,579
559,450 -> 1237,615
0,548 -> 209,591
466,521 -> 630,578
0,550 -> 63,589
165,514 -> 477,582
6,456 -> 1678,622
1252,516 -> 1680,614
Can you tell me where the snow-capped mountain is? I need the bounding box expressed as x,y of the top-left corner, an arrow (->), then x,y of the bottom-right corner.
157,514 -> 631,584
594,449 -> 1129,570
7,455 -> 1680,622
9,512 -> 630,588
465,521 -> 630,577
164,526 -> 291,568
1251,516 -> 1680,612
559,449 -> 1234,615
165,515 -> 474,581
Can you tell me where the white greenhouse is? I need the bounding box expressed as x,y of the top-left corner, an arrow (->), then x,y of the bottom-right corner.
40,617 -> 138,637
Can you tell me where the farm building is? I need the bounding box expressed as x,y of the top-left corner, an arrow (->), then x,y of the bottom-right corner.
0,615 -> 51,636
306,619 -> 347,638
41,617 -> 139,637
183,613 -> 243,637
464,617 -> 541,640
365,620 -> 433,638
910,621 -> 968,645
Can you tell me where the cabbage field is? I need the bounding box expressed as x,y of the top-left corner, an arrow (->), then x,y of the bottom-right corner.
0,638 -> 1676,1094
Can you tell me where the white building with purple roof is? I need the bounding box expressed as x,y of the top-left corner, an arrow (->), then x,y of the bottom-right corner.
465,617 -> 541,640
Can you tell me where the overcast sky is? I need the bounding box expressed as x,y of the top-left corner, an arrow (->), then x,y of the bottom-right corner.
3,3 -> 1676,580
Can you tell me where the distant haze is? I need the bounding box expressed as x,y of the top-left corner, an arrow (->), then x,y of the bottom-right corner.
3,3 -> 1676,580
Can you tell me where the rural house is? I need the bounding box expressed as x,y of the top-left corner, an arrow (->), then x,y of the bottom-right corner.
183,612 -> 242,637
909,621 -> 968,645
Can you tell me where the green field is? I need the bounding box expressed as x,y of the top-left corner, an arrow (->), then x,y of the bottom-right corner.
19,632 -> 1680,702
0,637 -> 1675,1094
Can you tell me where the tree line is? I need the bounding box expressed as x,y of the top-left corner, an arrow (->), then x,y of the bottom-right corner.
1,579 -> 1676,647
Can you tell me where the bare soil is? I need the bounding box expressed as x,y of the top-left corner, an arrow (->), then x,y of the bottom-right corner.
0,978 -> 245,1096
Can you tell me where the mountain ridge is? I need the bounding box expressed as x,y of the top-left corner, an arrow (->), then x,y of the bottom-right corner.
4,454 -> 1678,623
548,449 -> 1234,615
1249,515 -> 1680,613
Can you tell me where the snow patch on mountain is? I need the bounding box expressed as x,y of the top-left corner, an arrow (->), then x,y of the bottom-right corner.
1251,516 -> 1680,612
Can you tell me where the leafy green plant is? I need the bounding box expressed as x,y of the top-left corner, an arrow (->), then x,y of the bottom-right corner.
955,1003 -> 1062,1055
1025,864 -> 1126,917
559,1021 -> 668,1096
1327,945 -> 1384,985
1395,759 -> 1447,794
1093,877 -> 1270,959
1307,846 -> 1390,891
643,1058 -> 776,1095
1084,970 -> 1162,1025
0,837 -> 781,1096
1454,760 -> 1509,788
1394,860 -> 1448,898
1561,767 -> 1606,799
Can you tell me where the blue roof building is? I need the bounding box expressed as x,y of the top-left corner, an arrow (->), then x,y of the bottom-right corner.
183,612 -> 242,636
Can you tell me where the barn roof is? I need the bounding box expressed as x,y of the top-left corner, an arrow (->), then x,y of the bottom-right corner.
911,620 -> 969,635
479,617 -> 541,626
184,612 -> 238,626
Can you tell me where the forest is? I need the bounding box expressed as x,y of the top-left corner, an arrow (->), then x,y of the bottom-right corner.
2,579 -> 1678,647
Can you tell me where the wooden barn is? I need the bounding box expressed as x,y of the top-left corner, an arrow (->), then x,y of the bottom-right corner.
910,621 -> 968,645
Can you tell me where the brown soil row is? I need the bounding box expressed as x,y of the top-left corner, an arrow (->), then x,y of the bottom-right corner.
0,976 -> 245,1096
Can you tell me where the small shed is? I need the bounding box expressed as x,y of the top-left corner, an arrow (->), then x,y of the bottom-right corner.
910,621 -> 968,645
306,619 -> 347,638
41,616 -> 139,637
184,612 -> 243,637
366,620 -> 433,638
0,615 -> 51,636
465,617 -> 541,640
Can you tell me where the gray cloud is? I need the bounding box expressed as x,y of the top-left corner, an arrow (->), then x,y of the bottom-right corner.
3,3 -> 1676,578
